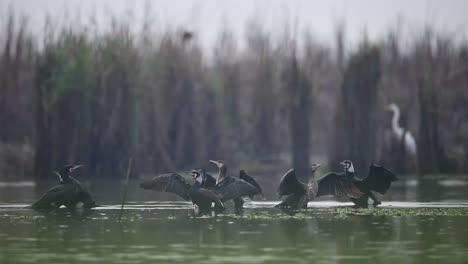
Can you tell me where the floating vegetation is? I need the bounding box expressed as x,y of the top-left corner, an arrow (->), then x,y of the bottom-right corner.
317,207 -> 468,218
213,207 -> 468,220
335,207 -> 468,217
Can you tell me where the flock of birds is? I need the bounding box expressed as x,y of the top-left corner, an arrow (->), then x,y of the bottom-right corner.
30,103 -> 412,213
30,159 -> 397,212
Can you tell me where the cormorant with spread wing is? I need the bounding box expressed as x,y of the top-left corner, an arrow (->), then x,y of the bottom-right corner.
276,163 -> 363,209
192,167 -> 262,209
209,160 -> 261,209
139,171 -> 224,211
339,160 -> 397,207
31,165 -> 97,210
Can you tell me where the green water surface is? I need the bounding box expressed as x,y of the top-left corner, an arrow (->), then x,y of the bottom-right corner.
1,176 -> 468,264
1,202 -> 468,264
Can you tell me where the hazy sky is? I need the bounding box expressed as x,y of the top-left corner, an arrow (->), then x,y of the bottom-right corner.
2,0 -> 468,49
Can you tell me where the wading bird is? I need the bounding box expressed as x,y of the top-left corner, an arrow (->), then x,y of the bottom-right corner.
31,165 -> 97,210
276,163 -> 363,209
386,103 -> 417,155
139,171 -> 224,212
339,160 -> 397,207
209,160 -> 261,209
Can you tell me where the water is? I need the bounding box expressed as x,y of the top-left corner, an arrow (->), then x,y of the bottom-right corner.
1,176 -> 468,264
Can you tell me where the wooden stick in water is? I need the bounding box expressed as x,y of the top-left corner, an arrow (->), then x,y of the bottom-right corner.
119,157 -> 133,221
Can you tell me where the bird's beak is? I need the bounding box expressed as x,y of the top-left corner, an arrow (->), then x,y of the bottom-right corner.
71,164 -> 83,171
384,105 -> 391,111
314,164 -> 321,169
209,160 -> 220,167
339,161 -> 345,166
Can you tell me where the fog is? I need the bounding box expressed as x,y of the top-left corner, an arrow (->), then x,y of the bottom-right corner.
3,0 -> 468,50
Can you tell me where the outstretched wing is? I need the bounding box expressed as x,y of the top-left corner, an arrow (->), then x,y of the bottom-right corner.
363,164 -> 398,194
316,173 -> 363,198
239,169 -> 263,195
31,184 -> 76,209
213,177 -> 259,202
277,169 -> 306,197
203,173 -> 217,189
139,173 -> 191,200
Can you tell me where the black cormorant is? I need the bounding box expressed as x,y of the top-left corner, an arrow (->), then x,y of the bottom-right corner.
339,160 -> 397,207
31,165 -> 97,210
276,163 -> 363,209
209,160 -> 260,209
139,171 -> 224,211
192,167 -> 262,209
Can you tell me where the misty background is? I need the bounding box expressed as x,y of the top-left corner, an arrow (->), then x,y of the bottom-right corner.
3,1 -> 468,50
1,0 -> 468,184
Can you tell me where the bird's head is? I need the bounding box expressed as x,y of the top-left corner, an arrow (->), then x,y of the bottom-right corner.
340,160 -> 354,173
190,169 -> 206,184
55,164 -> 83,183
59,164 -> 83,175
311,163 -> 321,173
209,160 -> 226,170
385,103 -> 398,112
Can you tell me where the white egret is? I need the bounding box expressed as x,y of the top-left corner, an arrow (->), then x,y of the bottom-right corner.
386,103 -> 417,155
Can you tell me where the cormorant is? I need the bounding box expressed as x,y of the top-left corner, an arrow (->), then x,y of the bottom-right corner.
139,171 -> 224,212
275,163 -> 363,209
386,103 -> 417,155
209,160 -> 260,209
192,167 -> 262,209
339,160 -> 397,207
31,165 -> 97,210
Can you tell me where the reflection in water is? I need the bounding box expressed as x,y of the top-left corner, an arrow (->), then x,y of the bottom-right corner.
279,218 -> 310,245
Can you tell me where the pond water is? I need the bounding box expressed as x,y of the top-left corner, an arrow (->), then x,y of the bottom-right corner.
1,176 -> 468,264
